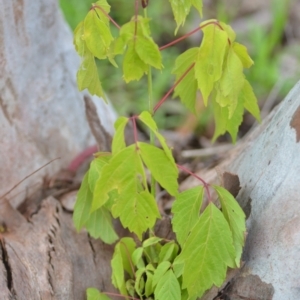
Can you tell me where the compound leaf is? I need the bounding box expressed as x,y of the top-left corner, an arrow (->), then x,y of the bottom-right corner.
138,142 -> 178,196
154,269 -> 181,300
172,186 -> 204,246
195,22 -> 228,105
213,185 -> 246,266
175,203 -> 236,298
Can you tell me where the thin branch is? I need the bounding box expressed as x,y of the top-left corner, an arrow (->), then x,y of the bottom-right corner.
153,62 -> 195,113
176,164 -> 211,201
0,157 -> 60,200
92,4 -> 121,30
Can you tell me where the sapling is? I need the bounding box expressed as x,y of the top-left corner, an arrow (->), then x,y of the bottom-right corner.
72,0 -> 260,299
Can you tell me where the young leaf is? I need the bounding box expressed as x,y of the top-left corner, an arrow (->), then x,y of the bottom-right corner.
143,237 -> 163,248
87,288 -> 112,300
195,22 -> 228,105
111,190 -> 161,240
158,241 -> 179,263
233,42 -> 254,68
89,155 -> 111,192
74,22 -> 106,100
212,96 -> 244,143
169,0 -> 203,34
172,186 -> 204,246
73,172 -> 93,231
112,116 -> 128,154
152,261 -> 171,289
111,237 -> 136,295
217,48 -> 245,117
93,145 -> 138,210
154,269 -> 181,300
145,272 -> 154,297
172,48 -> 198,113
240,80 -> 261,121
138,142 -> 178,196
175,203 -> 236,298
123,41 -> 149,82
132,247 -> 145,268
138,111 -> 175,163
84,9 -> 114,60
135,268 -> 146,297
213,185 -> 246,266
94,0 -> 111,25
85,206 -> 118,244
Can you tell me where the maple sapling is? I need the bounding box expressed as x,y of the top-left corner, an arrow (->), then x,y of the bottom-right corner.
72,0 -> 260,299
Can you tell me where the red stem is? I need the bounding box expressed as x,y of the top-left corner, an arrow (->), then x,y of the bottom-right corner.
67,145 -> 98,173
131,116 -> 139,149
153,62 -> 195,113
176,164 -> 211,201
92,4 -> 121,30
159,20 -> 222,51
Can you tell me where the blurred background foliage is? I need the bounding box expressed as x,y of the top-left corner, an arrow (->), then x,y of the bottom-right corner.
59,0 -> 300,140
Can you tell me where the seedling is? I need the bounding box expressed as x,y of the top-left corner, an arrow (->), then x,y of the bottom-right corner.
72,1 -> 260,299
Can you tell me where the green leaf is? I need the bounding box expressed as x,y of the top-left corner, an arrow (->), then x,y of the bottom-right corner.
123,40 -> 148,82
112,117 -> 128,154
213,185 -> 246,266
93,145 -> 138,210
175,203 -> 236,298
219,21 -> 236,43
154,269 -> 181,300
172,186 -> 204,246
233,42 -> 254,68
117,16 -> 162,82
212,96 -> 244,143
218,47 -> 244,117
87,288 -> 112,300
85,206 -> 118,244
145,272 -> 154,297
135,35 -> 162,69
172,48 -> 198,113
195,22 -> 228,105
74,22 -> 105,100
138,111 -> 176,163
111,238 -> 136,295
84,9 -> 114,59
89,154 -> 111,192
132,247 -> 145,268
73,172 -> 93,231
158,241 -> 179,263
112,190 -> 160,240
138,142 -> 178,196
169,0 -> 202,34
135,268 -> 146,297
126,279 -> 136,297
152,261 -> 171,289
143,237 -> 163,248
240,80 -> 261,121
